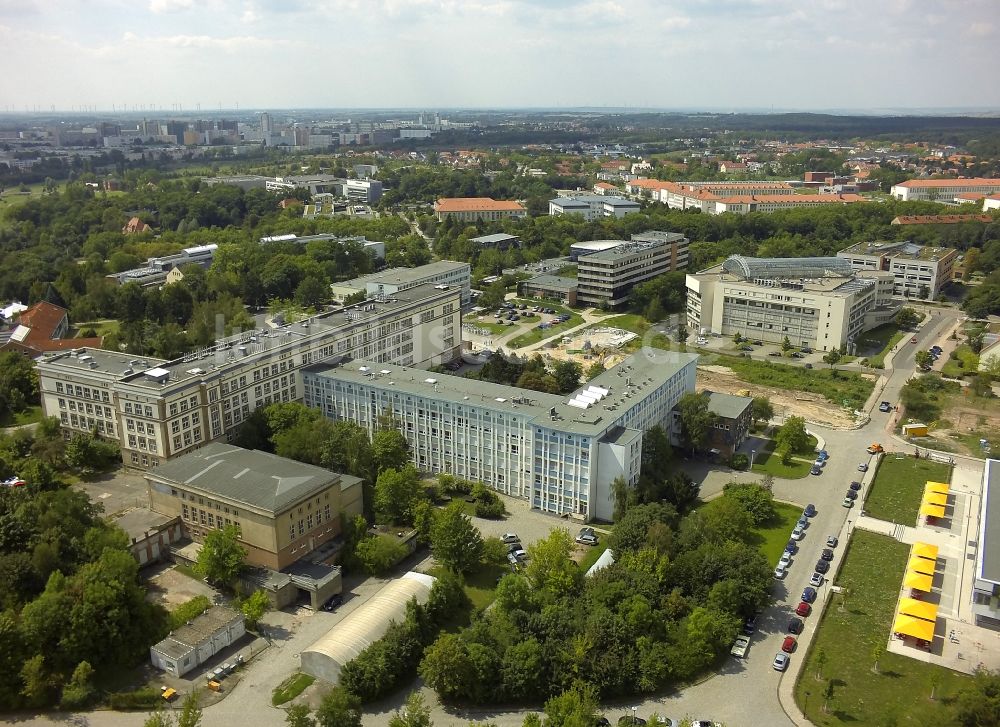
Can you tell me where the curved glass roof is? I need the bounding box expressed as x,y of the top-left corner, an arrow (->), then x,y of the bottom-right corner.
722,255 -> 854,281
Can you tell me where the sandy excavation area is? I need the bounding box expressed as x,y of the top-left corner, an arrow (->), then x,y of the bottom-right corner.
697,365 -> 859,429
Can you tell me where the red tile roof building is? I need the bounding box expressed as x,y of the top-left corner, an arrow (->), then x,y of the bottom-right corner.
624,179 -> 865,215
0,301 -> 103,358
433,197 -> 527,222
122,216 -> 152,234
891,214 -> 994,225
890,178 -> 1000,202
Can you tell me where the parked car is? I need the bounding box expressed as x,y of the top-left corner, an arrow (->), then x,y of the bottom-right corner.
911,337 -> 918,344
809,572 -> 824,587
821,548 -> 835,561
879,401 -> 892,412
826,535 -> 839,548
772,653 -> 790,671
784,540 -> 798,554
509,547 -> 527,560
795,601 -> 812,617
743,615 -> 758,635
779,552 -> 793,568
815,559 -> 830,574
842,497 -> 855,508
769,351 -> 782,357
501,533 -> 520,543
740,345 -> 754,352
787,617 -> 803,634
858,462 -> 869,472
782,636 -> 797,653
810,466 -> 822,476
801,347 -> 813,354
804,363 -> 814,369
867,443 -> 884,454
817,450 -> 829,461
322,594 -> 343,611
576,533 -> 599,546
791,525 -> 805,540
730,636 -> 751,658
849,481 -> 862,491
774,565 -> 788,580
844,490 -> 858,501
804,504 -> 817,518
791,352 -> 806,358
801,586 -> 817,603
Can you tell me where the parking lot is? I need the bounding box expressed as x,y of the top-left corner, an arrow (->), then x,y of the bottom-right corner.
74,468 -> 148,517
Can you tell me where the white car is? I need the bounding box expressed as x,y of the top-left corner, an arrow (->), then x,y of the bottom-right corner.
501,533 -> 519,544
778,552 -> 792,568
696,337 -> 709,345
576,533 -> 599,546
791,525 -> 805,540
773,565 -> 787,579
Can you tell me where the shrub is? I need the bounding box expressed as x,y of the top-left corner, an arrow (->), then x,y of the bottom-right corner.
354,535 -> 409,575
730,453 -> 749,471
169,595 -> 212,630
108,688 -> 161,710
474,496 -> 505,519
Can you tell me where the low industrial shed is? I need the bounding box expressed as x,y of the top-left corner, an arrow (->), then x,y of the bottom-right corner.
301,571 -> 435,684
150,605 -> 245,678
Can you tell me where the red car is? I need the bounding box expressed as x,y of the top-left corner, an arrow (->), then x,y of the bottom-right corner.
795,601 -> 812,617
911,337 -> 917,344
782,636 -> 797,653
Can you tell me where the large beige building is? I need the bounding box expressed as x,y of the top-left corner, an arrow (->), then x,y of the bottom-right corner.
145,443 -> 362,570
625,179 -> 866,215
837,240 -> 958,299
35,282 -> 461,470
433,197 -> 527,222
891,178 -> 1000,202
686,256 -> 897,352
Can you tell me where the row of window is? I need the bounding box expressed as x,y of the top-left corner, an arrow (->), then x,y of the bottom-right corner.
59,399 -> 113,418
55,382 -> 110,402
287,504 -> 332,541
182,504 -> 239,532
61,412 -> 115,435
168,395 -> 200,417
124,401 -> 155,418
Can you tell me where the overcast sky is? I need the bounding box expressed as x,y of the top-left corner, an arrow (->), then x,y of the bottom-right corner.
1,0 -> 998,112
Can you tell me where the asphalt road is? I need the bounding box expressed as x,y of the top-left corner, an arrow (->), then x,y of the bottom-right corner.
14,308 -> 967,727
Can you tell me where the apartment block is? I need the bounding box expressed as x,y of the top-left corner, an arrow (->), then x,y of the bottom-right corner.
302,350 -> 697,521
328,261 -> 472,305
837,240 -> 957,299
576,233 -> 688,307
625,179 -> 866,215
891,178 -> 1000,202
548,194 -> 640,221
35,283 -> 462,470
686,256 -> 897,352
145,443 -> 362,571
433,197 -> 527,222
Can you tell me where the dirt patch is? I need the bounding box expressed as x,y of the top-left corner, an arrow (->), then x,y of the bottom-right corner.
697,366 -> 858,429
144,564 -> 219,610
920,395 -> 1000,456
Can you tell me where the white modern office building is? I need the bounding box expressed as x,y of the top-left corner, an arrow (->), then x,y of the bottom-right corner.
576,233 -> 688,307
686,256 -> 897,352
302,350 -> 698,521
891,178 -> 1000,202
837,240 -> 958,299
548,194 -> 641,221
35,283 -> 462,470
258,233 -> 385,259
328,261 -> 472,305
106,244 -> 219,286
974,459 -> 1000,627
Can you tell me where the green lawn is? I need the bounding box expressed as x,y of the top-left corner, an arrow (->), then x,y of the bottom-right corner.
858,323 -> 906,368
751,450 -> 813,479
463,315 -> 511,335
864,456 -> 953,524
577,541 -> 610,572
941,345 -> 979,379
0,404 -> 44,428
715,354 -> 874,409
748,501 -> 802,566
581,313 -> 673,352
429,562 -> 507,611
794,530 -> 969,725
74,320 -> 121,338
271,672 -> 315,706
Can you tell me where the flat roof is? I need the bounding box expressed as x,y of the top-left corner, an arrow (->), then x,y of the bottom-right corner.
146,443 -> 357,515
471,233 -> 519,243
839,240 -> 957,262
435,197 -> 525,212
583,238 -> 670,262
521,274 -> 578,292
706,391 -> 753,420
571,239 -> 625,252
36,282 -> 456,392
113,507 -> 174,542
356,261 -> 469,286
304,349 -> 698,437
980,459 -> 1000,584
157,605 -> 242,654
692,261 -> 885,297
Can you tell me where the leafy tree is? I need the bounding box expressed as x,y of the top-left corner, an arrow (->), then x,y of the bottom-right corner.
240,589 -> 270,630
610,475 -> 636,521
525,529 -> 581,599
676,391 -> 718,454
542,683 -> 599,727
195,524 -> 246,584
722,482 -> 776,526
585,360 -> 606,381
286,704 -> 316,727
388,691 -> 433,727
374,465 -> 424,525
412,500 -> 436,545
956,668 -> 1000,726
294,275 -> 330,308
895,307 -> 919,329
775,416 -> 809,455
315,686 -> 362,727
871,642 -> 885,674
750,396 -> 774,426
781,336 -> 793,352
430,503 -> 483,573
610,502 -> 678,553
419,633 -> 475,701
822,349 -> 842,369
553,360 -> 582,394
177,692 -> 203,727
353,534 -> 408,575
64,432 -> 120,474
143,710 -> 176,727
19,654 -> 53,707
915,350 -> 933,369
373,429 -> 411,474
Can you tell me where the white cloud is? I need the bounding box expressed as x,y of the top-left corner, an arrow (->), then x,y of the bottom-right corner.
149,0 -> 194,13
968,21 -> 993,36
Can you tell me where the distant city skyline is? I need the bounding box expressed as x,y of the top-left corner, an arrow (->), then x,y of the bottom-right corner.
1,0 -> 998,111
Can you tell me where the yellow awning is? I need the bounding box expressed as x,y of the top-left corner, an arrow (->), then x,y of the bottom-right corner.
893,614 -> 936,641
898,597 -> 939,621
926,481 -> 950,494
920,503 -> 947,518
922,492 -> 948,507
903,570 -> 934,592
912,542 -> 939,560
908,555 -> 937,574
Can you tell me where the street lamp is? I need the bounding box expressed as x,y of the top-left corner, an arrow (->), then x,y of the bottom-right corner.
632,706 -> 637,725
750,449 -> 756,468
